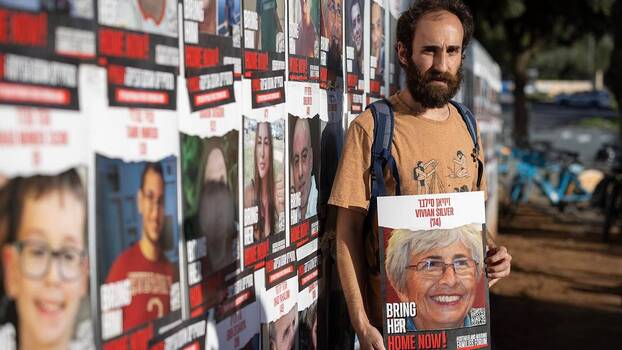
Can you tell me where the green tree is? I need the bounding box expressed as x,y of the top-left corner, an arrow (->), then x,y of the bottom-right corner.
605,0 -> 622,137
463,0 -> 613,146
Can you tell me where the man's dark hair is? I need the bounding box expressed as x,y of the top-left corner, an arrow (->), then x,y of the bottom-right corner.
140,162 -> 164,190
396,0 -> 473,62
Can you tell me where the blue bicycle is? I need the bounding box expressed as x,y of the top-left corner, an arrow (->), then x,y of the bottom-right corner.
502,146 -> 596,218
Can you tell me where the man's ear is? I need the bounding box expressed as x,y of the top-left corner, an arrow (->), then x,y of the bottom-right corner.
2,245 -> 19,298
396,41 -> 409,67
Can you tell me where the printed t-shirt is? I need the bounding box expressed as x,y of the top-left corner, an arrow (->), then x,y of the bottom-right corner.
105,242 -> 175,331
328,92 -> 488,328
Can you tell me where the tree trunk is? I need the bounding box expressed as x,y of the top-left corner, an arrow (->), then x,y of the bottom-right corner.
512,52 -> 531,147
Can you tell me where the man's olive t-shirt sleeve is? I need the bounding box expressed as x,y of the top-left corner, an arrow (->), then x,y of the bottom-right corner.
328,112 -> 374,212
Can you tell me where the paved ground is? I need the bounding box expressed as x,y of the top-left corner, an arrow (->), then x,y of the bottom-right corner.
489,196 -> 622,350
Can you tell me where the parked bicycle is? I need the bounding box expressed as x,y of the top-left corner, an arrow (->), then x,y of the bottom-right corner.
501,145 -> 602,218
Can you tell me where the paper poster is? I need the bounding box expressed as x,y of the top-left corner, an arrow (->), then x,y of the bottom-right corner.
181,130 -> 239,316
241,116 -> 286,269
81,65 -> 182,349
147,316 -> 207,350
242,0 -> 285,77
210,269 -> 261,349
378,192 -> 491,350
257,247 -> 298,350
344,0 -> 363,94
287,0 -> 320,82
183,0 -> 243,78
368,0 -> 386,102
288,113 -> 321,247
0,0 -> 97,60
296,239 -> 319,350
388,0 -> 400,95
0,104 -> 93,349
318,0 -> 342,89
97,0 -> 179,110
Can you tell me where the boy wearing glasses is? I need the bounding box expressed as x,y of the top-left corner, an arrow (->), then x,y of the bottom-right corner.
1,169 -> 89,350
105,162 -> 175,331
384,224 -> 483,330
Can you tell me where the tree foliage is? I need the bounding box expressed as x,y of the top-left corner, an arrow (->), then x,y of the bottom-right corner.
463,0 -> 614,145
604,0 -> 622,136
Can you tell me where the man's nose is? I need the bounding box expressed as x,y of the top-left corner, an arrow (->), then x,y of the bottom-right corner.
297,161 -> 304,179
433,50 -> 448,73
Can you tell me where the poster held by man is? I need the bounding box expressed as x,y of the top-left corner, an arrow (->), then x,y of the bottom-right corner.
378,192 -> 491,350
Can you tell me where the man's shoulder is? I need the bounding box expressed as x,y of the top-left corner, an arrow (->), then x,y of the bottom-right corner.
348,94 -> 403,136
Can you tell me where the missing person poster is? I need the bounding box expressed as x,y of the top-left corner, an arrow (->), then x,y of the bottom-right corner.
183,0 -> 242,78
0,0 -> 97,60
0,104 -> 93,350
242,116 -> 286,269
344,0 -> 363,93
97,0 -> 179,109
242,0 -> 285,77
378,192 -> 491,350
0,1 -> 96,109
209,268 -> 261,349
178,71 -> 241,317
288,113 -> 320,247
147,316 -> 207,350
296,238 -> 319,350
388,0 -> 400,95
368,0 -> 386,102
319,0 -> 342,89
257,247 -> 298,350
82,65 -> 182,349
343,0 -> 364,115
287,0 -> 320,82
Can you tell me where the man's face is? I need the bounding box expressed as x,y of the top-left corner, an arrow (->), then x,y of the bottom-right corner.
399,241 -> 478,330
270,304 -> 298,350
371,3 -> 382,53
138,169 -> 165,246
292,119 -> 313,214
402,10 -> 464,108
328,0 -> 342,45
351,2 -> 362,52
3,190 -> 87,348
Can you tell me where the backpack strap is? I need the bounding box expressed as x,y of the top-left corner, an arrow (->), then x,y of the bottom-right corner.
367,99 -> 401,203
449,100 -> 484,189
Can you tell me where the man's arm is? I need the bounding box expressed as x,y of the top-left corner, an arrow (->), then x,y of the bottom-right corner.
336,207 -> 385,350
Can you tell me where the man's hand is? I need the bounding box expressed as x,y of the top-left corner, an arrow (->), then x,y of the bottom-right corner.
356,322 -> 385,350
485,245 -> 512,287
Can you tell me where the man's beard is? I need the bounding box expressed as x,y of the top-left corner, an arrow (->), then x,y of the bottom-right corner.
405,58 -> 462,109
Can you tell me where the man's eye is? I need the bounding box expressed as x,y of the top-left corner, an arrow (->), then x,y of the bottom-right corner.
428,261 -> 444,269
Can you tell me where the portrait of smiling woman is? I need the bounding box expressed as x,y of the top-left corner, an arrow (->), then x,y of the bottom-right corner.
244,121 -> 285,242
385,224 -> 486,331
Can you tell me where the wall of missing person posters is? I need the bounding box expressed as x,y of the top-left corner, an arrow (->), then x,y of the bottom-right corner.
0,0 -> 503,349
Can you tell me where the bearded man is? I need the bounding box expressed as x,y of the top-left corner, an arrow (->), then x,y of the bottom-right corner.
328,1 -> 512,349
